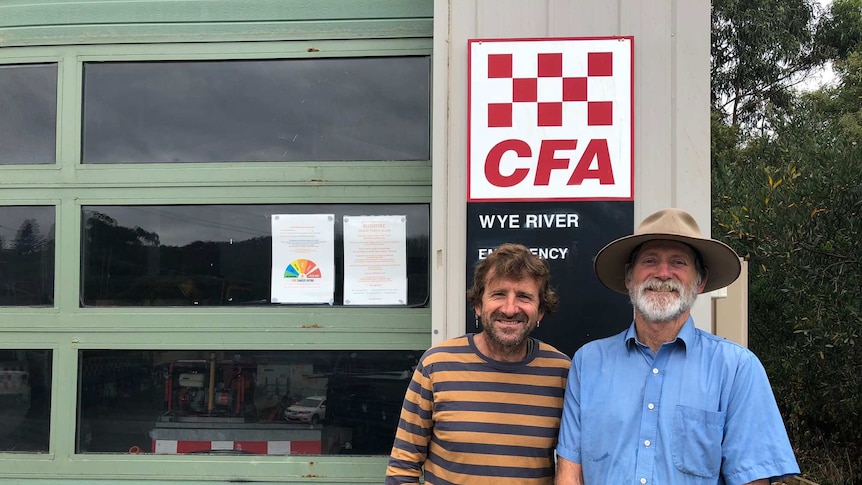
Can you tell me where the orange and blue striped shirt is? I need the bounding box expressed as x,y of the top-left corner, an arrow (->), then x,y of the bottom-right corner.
386,334 -> 570,485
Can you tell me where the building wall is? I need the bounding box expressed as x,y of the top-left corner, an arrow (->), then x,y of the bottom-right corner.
432,0 -> 713,343
0,0 -> 711,482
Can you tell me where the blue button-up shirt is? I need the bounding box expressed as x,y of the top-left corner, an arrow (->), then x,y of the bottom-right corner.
556,318 -> 799,485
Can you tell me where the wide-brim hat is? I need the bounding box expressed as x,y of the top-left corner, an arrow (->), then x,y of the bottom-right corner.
594,208 -> 741,294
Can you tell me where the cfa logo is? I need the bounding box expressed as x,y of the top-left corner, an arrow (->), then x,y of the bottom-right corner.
468,37 -> 633,202
485,138 -> 613,188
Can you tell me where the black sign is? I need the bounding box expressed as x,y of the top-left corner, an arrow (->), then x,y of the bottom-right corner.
466,201 -> 633,358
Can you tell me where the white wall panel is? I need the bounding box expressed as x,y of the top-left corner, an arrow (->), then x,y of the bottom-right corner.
476,0 -> 549,37
548,0 -> 622,36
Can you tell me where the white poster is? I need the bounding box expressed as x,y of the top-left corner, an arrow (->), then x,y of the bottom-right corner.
343,215 -> 407,305
271,214 -> 335,304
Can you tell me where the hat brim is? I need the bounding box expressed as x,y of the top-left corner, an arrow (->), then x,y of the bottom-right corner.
593,233 -> 742,295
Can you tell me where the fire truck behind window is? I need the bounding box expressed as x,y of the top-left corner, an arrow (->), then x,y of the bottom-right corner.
0,64 -> 57,165
78,349 -> 419,455
81,57 -> 431,163
80,204 -> 429,307
0,206 -> 55,306
0,350 -> 51,453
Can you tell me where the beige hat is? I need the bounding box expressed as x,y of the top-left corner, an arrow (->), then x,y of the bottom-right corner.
594,208 -> 742,294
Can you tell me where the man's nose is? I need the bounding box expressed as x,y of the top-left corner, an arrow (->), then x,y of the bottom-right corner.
500,294 -> 519,314
653,261 -> 674,278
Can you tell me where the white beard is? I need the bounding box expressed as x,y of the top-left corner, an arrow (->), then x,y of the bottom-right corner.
629,277 -> 698,323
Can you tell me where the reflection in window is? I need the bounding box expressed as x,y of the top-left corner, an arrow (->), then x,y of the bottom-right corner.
0,206 -> 55,306
0,63 -> 57,165
80,204 -> 429,307
0,350 -> 52,453
82,57 -> 431,163
78,349 -> 419,455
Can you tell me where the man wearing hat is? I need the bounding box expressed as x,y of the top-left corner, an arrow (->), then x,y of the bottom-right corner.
554,208 -> 799,485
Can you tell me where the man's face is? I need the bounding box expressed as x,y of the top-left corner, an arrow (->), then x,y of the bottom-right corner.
626,240 -> 706,323
474,271 -> 544,349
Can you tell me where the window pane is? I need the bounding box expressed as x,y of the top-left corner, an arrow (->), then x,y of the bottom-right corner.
0,64 -> 57,165
80,204 -> 429,307
78,349 -> 418,455
0,350 -> 52,453
82,57 -> 431,163
0,206 -> 55,306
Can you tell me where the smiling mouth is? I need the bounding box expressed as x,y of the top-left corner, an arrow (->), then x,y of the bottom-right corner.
645,281 -> 680,293
491,312 -> 527,326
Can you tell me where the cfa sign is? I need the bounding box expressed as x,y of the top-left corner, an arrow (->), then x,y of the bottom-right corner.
468,37 -> 634,202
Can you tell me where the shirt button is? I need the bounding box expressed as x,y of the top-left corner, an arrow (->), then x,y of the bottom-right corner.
648,403 -> 655,410
640,478 -> 647,484
644,440 -> 651,447
652,368 -> 659,374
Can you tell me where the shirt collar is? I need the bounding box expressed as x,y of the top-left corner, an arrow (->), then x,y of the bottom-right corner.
624,316 -> 696,350
623,322 -> 638,349
675,317 -> 696,346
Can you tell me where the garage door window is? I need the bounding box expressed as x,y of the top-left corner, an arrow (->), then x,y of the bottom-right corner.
78,349 -> 418,455
80,204 -> 429,307
0,350 -> 51,453
0,206 -> 55,306
0,64 -> 57,165
81,57 -> 431,164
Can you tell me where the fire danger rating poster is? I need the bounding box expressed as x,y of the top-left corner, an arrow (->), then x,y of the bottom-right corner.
467,37 -> 634,357
271,213 -> 335,304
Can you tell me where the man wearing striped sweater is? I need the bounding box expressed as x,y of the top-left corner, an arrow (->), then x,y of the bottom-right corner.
386,243 -> 571,485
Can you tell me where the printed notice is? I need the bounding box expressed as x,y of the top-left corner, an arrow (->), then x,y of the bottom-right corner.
343,215 -> 407,305
271,214 -> 335,304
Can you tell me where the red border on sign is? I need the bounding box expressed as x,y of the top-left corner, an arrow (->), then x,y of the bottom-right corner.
467,36 -> 635,203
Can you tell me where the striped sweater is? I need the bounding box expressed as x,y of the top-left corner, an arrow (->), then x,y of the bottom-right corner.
386,334 -> 571,485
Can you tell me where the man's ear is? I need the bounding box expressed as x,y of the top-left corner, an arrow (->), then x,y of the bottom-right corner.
696,268 -> 709,294
623,263 -> 632,291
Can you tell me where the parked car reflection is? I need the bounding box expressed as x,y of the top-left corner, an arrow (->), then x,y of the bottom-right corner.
284,396 -> 326,424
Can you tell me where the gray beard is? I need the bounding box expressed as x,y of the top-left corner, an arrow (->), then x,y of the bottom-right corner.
630,279 -> 698,323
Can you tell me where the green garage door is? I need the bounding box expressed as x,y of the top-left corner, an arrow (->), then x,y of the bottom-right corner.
0,1 -> 432,483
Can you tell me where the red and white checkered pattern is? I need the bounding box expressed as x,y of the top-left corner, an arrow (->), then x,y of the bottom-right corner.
485,50 -> 615,128
153,439 -> 321,455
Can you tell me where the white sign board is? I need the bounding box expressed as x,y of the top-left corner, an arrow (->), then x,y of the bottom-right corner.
270,214 -> 335,304
343,215 -> 407,305
468,37 -> 634,202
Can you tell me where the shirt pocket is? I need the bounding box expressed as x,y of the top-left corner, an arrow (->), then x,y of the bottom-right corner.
672,405 -> 726,478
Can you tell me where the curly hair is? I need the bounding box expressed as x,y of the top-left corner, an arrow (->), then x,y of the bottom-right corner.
467,243 -> 559,314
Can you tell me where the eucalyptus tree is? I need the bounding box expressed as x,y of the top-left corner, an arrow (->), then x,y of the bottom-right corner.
711,2 -> 862,482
